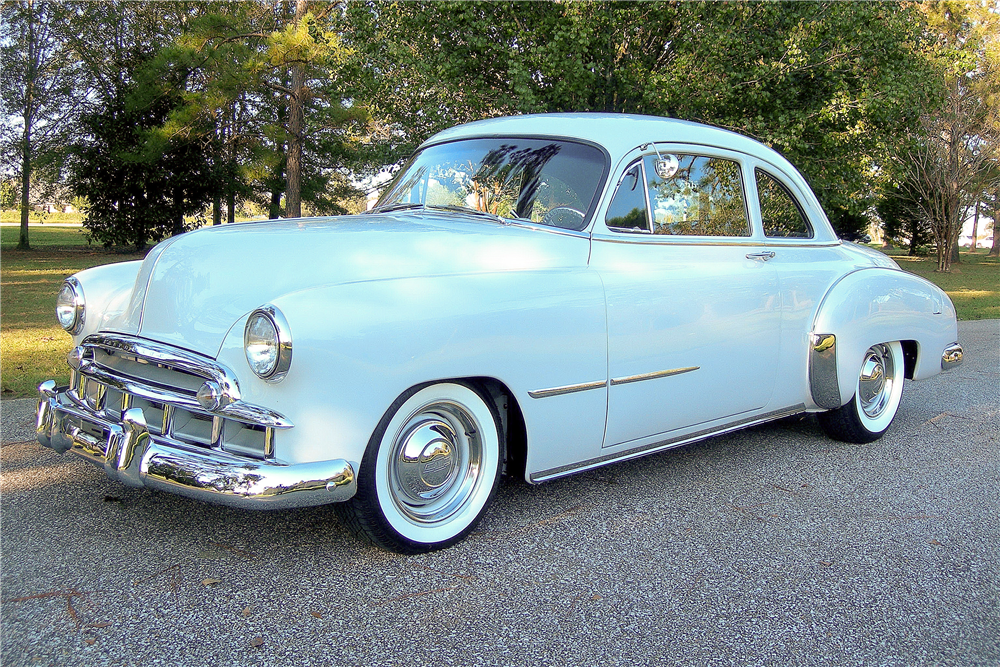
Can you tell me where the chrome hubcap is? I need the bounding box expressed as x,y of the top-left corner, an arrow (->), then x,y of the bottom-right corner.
388,402 -> 482,524
859,344 -> 895,419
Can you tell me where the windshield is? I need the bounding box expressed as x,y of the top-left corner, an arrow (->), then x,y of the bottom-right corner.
373,138 -> 608,231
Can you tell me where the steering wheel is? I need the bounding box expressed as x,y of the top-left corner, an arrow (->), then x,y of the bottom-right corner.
541,206 -> 586,230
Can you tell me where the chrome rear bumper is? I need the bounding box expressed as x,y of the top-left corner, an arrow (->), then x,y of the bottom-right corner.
36,381 -> 356,509
941,343 -> 963,370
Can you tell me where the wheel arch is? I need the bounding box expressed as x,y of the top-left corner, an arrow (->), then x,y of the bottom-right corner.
361,375 -> 528,482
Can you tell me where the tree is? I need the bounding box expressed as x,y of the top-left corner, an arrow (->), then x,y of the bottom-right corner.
877,182 -> 931,255
894,1 -> 1000,272
70,79 -> 220,251
60,2 -> 220,250
348,1 -> 935,231
0,0 -> 82,249
137,1 -> 365,221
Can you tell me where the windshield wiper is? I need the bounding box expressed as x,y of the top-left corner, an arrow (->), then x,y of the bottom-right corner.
368,202 -> 425,214
427,204 -> 510,224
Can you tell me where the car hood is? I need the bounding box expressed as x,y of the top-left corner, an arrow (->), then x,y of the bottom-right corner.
113,212 -> 589,357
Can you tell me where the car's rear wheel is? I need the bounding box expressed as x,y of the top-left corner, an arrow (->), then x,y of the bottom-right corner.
336,382 -> 504,553
818,341 -> 905,443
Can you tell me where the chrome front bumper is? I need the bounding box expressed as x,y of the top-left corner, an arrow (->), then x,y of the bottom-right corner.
36,381 -> 356,509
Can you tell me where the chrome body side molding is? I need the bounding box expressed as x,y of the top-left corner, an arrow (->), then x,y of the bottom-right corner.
610,366 -> 699,386
528,380 -> 607,399
529,404 -> 806,483
529,366 -> 700,399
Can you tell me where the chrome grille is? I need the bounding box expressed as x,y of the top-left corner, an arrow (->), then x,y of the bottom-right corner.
70,334 -> 287,460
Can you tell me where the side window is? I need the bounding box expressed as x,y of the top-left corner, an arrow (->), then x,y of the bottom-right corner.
644,154 -> 750,237
757,169 -> 813,238
605,162 -> 649,232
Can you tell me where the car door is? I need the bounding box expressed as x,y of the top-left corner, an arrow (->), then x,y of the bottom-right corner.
591,149 -> 782,449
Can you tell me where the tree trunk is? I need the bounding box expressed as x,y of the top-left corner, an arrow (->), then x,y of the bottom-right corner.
284,0 -> 307,220
213,194 -> 222,225
990,192 -> 1000,257
18,139 -> 31,250
17,0 -> 35,251
970,200 -> 980,251
228,187 -> 235,225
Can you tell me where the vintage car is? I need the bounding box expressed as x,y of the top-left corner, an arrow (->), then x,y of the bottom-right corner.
36,114 -> 963,553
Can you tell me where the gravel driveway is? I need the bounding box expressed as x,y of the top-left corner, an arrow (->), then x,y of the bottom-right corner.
2,320 -> 997,667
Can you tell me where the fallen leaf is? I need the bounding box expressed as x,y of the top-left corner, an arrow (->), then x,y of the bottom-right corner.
251,637 -> 264,648
201,578 -> 222,587
84,639 -> 96,646
928,539 -> 943,546
590,595 -> 603,601
242,606 -> 252,617
310,611 -> 323,619
819,561 -> 833,567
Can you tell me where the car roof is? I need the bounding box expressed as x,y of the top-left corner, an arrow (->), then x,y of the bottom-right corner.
423,113 -> 778,163
421,113 -> 839,243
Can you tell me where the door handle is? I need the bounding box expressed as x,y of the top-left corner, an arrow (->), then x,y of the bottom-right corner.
746,251 -> 776,261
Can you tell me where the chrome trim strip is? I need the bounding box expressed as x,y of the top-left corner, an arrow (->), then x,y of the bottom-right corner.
809,333 -> 841,409
529,405 -> 806,483
610,366 -> 699,386
941,343 -> 963,370
592,235 -> 841,248
528,380 -> 607,399
35,393 -> 355,508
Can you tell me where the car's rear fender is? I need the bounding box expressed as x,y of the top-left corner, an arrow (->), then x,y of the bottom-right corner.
810,267 -> 958,408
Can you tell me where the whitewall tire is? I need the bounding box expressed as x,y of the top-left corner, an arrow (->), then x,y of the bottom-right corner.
819,341 -> 905,443
336,381 -> 504,553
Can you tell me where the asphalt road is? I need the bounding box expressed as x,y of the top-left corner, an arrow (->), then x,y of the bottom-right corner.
2,320 -> 998,667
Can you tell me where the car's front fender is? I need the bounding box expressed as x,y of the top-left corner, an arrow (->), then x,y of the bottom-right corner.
215,268 -> 610,477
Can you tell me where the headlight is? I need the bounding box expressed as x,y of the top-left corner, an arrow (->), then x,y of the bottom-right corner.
55,278 -> 85,334
244,305 -> 292,382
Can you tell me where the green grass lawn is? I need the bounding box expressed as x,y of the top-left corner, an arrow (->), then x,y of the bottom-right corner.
885,247 -> 999,320
2,226 -> 145,397
1,229 -> 997,399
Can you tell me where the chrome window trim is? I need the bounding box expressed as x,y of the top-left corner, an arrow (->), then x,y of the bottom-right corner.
591,234 -> 841,248
755,167 -> 816,240
605,159 -> 653,234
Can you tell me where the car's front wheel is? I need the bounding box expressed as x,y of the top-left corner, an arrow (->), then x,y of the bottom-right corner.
336,382 -> 504,553
818,341 -> 905,443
